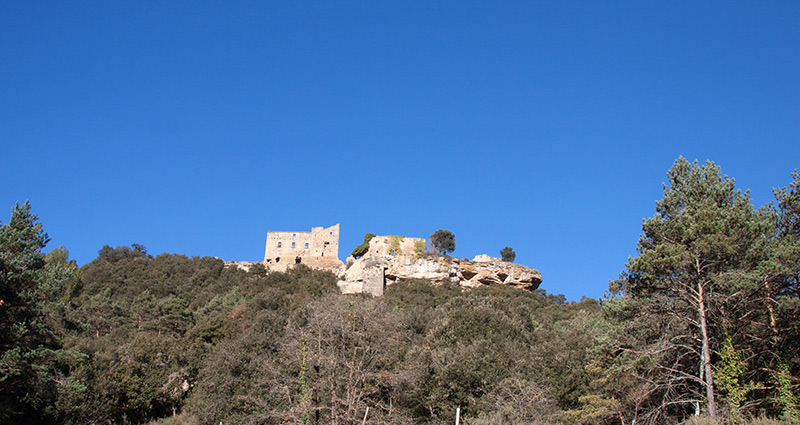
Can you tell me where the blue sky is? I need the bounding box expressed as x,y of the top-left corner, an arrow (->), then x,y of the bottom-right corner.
2,2 -> 798,301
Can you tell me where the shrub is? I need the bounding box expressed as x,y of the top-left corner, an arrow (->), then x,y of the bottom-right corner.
350,232 -> 376,259
388,235 -> 404,255
414,240 -> 425,258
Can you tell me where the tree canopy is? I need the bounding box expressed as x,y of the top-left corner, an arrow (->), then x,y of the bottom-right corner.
0,201 -> 73,423
608,158 -> 800,423
430,229 -> 455,255
500,246 -> 515,262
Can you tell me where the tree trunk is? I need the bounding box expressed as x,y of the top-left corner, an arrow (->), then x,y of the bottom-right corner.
763,278 -> 779,345
697,281 -> 718,419
696,359 -> 703,416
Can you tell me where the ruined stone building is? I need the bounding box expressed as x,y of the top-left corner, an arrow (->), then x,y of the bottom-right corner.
362,235 -> 426,259
340,234 -> 426,297
263,224 -> 342,271
252,224 -> 542,297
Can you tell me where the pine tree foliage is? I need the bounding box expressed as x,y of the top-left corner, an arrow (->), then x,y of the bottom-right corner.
614,158 -> 773,422
0,201 -> 73,423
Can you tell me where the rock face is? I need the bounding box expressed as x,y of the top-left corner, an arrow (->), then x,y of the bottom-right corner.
337,254 -> 542,296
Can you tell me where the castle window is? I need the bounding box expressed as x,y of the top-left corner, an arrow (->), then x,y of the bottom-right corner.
304,243 -> 309,248
292,233 -> 296,237
291,242 -> 296,247
295,257 -> 301,264
277,242 -> 282,248
275,257 -> 280,263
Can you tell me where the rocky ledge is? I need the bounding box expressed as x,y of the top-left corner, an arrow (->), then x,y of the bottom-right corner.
337,254 -> 542,296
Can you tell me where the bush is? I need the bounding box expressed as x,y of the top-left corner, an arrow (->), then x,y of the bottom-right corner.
414,240 -> 425,258
248,262 -> 267,277
350,232 -> 376,259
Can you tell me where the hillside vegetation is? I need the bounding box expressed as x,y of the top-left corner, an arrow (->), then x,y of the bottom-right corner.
1,158 -> 798,424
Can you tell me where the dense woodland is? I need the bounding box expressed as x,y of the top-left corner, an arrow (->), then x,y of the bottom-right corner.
1,157 -> 799,424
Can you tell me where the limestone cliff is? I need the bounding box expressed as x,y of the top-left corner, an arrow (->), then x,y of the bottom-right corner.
337,254 -> 542,296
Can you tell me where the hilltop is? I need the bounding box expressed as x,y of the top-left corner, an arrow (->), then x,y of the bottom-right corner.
230,225 -> 543,296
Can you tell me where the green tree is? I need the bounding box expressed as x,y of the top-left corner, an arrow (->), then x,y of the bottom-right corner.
152,296 -> 193,336
712,169 -> 800,418
0,201 -> 72,422
775,170 -> 800,238
430,229 -> 455,255
764,171 -> 800,416
248,262 -> 267,277
74,288 -> 129,338
614,158 -> 768,422
500,247 -> 515,262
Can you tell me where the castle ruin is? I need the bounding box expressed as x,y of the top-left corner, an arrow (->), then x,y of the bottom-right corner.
249,224 -> 542,296
263,224 -> 343,271
362,235 -> 426,259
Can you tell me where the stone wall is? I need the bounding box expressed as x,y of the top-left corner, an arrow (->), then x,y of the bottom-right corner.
362,263 -> 386,297
364,235 -> 426,258
263,224 -> 341,271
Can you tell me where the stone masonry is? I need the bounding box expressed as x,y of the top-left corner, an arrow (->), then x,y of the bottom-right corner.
362,235 -> 426,259
263,224 -> 342,271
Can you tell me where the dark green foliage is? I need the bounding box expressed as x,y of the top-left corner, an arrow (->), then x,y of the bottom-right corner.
500,246 -> 515,262
775,170 -> 800,238
97,243 -> 150,263
0,202 -> 76,423
248,262 -> 267,277
350,232 -> 375,259
430,229 -> 455,255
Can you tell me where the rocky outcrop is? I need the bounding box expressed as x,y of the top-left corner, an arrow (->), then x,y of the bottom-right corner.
337,254 -> 542,296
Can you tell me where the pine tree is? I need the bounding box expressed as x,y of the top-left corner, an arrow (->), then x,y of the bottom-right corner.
0,201 -> 72,422
500,247 -> 515,262
616,158 -> 768,421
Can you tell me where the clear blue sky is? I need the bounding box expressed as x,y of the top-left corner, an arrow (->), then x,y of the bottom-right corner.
2,2 -> 798,301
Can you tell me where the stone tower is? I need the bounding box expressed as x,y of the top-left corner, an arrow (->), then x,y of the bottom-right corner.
263,224 -> 341,271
